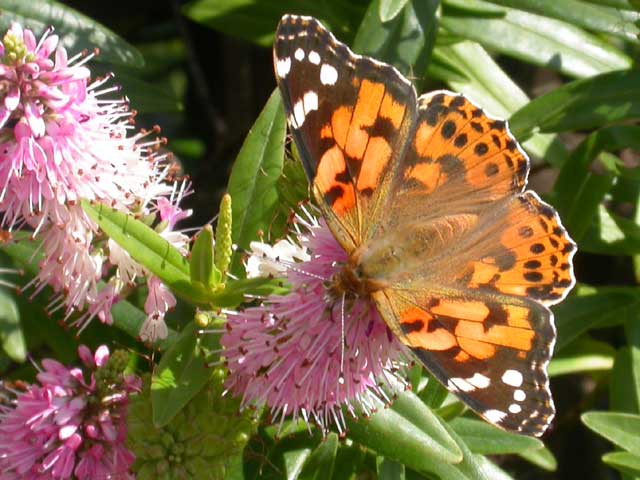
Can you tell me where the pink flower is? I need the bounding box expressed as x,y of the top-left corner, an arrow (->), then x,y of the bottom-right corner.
221,213 -> 407,434
0,23 -> 187,334
0,345 -> 139,479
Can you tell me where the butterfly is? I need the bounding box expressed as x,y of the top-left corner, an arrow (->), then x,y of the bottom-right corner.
273,14 -> 576,437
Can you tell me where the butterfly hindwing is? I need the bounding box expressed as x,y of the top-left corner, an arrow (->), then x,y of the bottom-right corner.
373,286 -> 555,436
458,191 -> 576,306
274,15 -> 417,251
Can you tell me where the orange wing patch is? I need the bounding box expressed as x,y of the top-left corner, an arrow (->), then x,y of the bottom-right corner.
463,192 -> 576,305
402,91 -> 528,201
392,295 -> 537,363
313,80 -> 406,218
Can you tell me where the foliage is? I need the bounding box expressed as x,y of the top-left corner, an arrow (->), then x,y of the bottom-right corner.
0,0 -> 639,478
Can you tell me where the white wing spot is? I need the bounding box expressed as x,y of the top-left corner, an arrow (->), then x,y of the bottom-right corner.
449,377 -> 475,392
502,369 -> 523,387
293,100 -> 305,127
514,389 -> 526,402
303,91 -> 318,114
308,50 -> 321,65
509,403 -> 522,414
288,113 -> 298,129
320,64 -> 338,85
294,48 -> 305,61
484,409 -> 507,423
467,373 -> 490,389
276,57 -> 291,78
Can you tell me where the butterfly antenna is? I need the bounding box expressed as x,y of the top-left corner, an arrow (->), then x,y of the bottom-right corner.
339,291 -> 346,386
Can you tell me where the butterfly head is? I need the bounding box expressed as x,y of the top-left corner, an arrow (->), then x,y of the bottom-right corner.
326,260 -> 386,301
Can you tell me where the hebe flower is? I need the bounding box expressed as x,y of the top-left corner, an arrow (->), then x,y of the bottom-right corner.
0,345 -> 141,479
221,212 -> 408,434
0,23 -> 189,339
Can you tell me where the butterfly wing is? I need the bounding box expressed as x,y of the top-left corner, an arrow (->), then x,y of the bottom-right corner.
362,93 -> 575,436
274,15 -> 417,252
373,285 -> 555,436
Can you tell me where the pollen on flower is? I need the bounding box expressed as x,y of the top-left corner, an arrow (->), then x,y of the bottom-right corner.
222,211 -> 408,434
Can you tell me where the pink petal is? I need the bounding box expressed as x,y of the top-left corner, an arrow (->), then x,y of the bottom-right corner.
24,102 -> 45,138
23,28 -> 36,51
77,345 -> 94,368
4,86 -> 20,111
93,345 -> 110,367
39,35 -> 59,58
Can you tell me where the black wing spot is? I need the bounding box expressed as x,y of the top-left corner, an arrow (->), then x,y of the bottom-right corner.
401,319 -> 425,334
474,142 -> 489,156
454,133 -> 468,148
485,162 -> 499,177
471,121 -> 484,133
441,120 -> 457,139
524,260 -> 541,269
530,243 -> 545,254
451,95 -> 466,108
524,271 -> 544,282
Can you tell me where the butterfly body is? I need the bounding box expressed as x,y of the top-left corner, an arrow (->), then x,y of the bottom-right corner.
274,14 -> 576,436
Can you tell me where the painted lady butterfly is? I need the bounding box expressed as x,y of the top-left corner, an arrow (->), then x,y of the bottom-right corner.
273,14 -> 576,436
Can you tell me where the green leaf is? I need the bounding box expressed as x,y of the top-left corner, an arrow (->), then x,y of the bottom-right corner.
431,40 -> 568,163
379,0 -> 410,21
115,73 -> 183,113
151,322 -> 217,427
553,126 -> 640,241
228,89 -> 286,277
441,0 -> 630,78
437,420 -> 514,480
450,417 -> 544,455
242,422 -> 322,480
548,337 -> 615,377
0,0 -> 144,67
190,225 -> 221,290
387,386 -> 464,459
581,205 -> 640,256
583,0 -> 638,8
353,0 -> 439,86
485,0 -> 639,41
81,200 -> 210,304
346,389 -> 462,475
603,452 -> 640,477
518,446 -> 558,472
299,433 -> 339,480
420,373 -> 450,409
510,70 -> 640,139
183,0 -> 362,47
552,284 -> 638,351
210,277 -> 289,308
0,289 -> 25,362
377,457 -> 406,480
611,346 -> 640,413
582,411 -> 640,455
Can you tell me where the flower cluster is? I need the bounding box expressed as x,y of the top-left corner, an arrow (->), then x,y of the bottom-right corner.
127,369 -> 256,479
222,213 -> 407,434
0,23 -> 189,340
0,345 -> 140,479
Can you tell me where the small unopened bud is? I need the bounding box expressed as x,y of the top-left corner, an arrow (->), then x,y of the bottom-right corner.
214,193 -> 232,275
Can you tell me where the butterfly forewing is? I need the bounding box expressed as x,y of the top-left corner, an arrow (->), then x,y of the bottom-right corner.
274,15 -> 417,250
